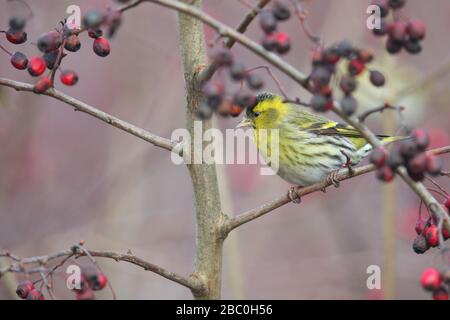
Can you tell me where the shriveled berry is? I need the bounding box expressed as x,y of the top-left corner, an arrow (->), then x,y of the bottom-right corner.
5,28 -> 27,44
413,235 -> 429,254
348,59 -> 365,76
60,70 -> 79,86
33,76 -> 52,94
93,37 -> 110,57
16,280 -> 34,299
229,63 -> 246,81
407,153 -> 427,175
386,38 -> 403,54
341,94 -> 357,116
43,50 -> 59,70
65,35 -> 81,52
310,94 -> 328,112
370,148 -> 388,168
10,51 -> 28,70
339,75 -> 357,94
88,29 -> 103,39
388,0 -> 406,9
425,225 -> 439,247
369,70 -> 385,87
387,148 -> 404,170
203,81 -> 224,109
407,20 -> 426,40
37,31 -> 61,53
76,288 -> 95,300
400,140 -> 418,159
259,10 -> 277,33
246,74 -> 264,90
9,16 -> 26,31
433,287 -> 449,300
376,165 -> 395,182
421,268 -> 441,291
26,290 -> 45,300
233,90 -> 256,108
196,103 -> 213,120
211,47 -> 233,67
273,2 -> 291,21
27,56 -> 46,77
83,10 -> 105,29
404,39 -> 422,54
371,0 -> 389,18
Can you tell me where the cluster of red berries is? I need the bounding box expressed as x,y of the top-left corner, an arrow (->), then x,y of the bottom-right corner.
259,2 -> 291,55
370,129 -> 442,182
413,217 -> 450,254
371,0 -> 426,55
198,48 -> 262,119
73,265 -> 108,300
2,4 -> 124,94
16,280 -> 44,300
420,268 -> 450,300
308,41 -> 385,115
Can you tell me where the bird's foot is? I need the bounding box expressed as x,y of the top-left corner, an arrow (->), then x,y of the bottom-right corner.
326,170 -> 340,188
288,186 -> 302,204
340,149 -> 355,176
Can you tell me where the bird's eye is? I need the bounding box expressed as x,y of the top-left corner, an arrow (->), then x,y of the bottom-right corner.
253,111 -> 260,117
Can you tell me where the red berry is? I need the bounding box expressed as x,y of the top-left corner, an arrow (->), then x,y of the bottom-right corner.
376,165 -> 395,182
445,197 -> 450,210
27,56 -> 46,77
274,32 -> 290,54
60,70 -> 79,86
412,129 -> 429,151
426,154 -> 442,176
16,280 -> 34,299
433,287 -> 449,300
425,225 -> 439,247
357,49 -> 374,63
10,51 -> 28,70
388,21 -> 407,42
407,153 -> 427,175
95,273 -> 108,290
421,268 -> 442,291
33,76 -> 52,94
93,37 -> 110,57
37,31 -> 61,53
348,59 -> 365,76
370,148 -> 388,168
26,290 -> 45,300
415,219 -> 427,235
5,28 -> 27,44
407,20 -> 426,40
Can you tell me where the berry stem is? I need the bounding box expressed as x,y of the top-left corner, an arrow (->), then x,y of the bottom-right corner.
0,43 -> 13,56
245,65 -> 289,98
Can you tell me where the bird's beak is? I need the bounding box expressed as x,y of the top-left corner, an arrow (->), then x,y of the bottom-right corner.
236,117 -> 252,129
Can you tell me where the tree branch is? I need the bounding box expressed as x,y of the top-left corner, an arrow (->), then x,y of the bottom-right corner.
196,0 -> 272,84
0,247 -> 202,292
224,146 -> 450,233
0,77 -> 176,153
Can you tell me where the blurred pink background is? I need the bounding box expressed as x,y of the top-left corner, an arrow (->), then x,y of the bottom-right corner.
1,0 -> 450,299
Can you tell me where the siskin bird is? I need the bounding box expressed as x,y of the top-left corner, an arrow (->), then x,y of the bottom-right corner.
236,92 -> 405,197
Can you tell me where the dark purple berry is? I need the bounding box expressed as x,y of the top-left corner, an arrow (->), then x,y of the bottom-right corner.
37,31 -> 61,53
369,70 -> 385,87
83,10 -> 105,29
93,37 -> 110,57
259,10 -> 277,33
10,51 -> 28,70
64,35 -> 81,52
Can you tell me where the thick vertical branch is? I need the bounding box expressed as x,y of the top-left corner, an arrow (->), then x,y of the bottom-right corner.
177,0 -> 225,299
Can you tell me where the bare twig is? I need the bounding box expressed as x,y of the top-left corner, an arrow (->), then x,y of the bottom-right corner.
0,247 -> 203,293
197,0 -> 272,84
0,77 -> 177,153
